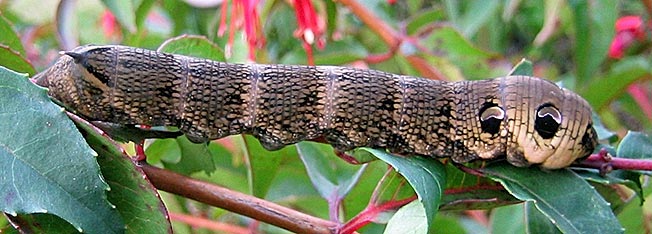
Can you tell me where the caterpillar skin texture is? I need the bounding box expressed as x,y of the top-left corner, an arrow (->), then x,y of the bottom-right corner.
34,45 -> 598,169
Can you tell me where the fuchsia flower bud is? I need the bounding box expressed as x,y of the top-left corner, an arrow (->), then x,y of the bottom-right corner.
608,16 -> 646,59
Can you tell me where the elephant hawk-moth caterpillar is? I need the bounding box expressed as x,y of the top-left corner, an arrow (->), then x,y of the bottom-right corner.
34,45 -> 598,169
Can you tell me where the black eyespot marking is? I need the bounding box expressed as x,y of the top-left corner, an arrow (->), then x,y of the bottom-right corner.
580,123 -> 597,152
479,103 -> 504,135
535,103 -> 561,139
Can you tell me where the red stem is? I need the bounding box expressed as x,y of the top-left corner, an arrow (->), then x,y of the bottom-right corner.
339,196 -> 416,234
577,153 -> 652,171
626,84 -> 652,120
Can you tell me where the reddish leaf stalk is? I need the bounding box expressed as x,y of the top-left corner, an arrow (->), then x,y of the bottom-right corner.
328,191 -> 343,223
577,153 -> 652,171
626,84 -> 652,120
140,163 -> 338,234
339,196 -> 416,234
337,0 -> 399,47
363,50 -> 397,64
169,212 -> 250,234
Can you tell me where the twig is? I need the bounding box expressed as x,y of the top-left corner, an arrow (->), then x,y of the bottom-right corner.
576,149 -> 652,172
139,163 -> 339,234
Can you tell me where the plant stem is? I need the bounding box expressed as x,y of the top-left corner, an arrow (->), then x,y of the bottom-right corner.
339,196 -> 416,234
577,153 -> 652,171
140,163 -> 339,234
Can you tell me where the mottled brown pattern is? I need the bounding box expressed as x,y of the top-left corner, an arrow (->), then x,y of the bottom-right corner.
34,45 -> 598,169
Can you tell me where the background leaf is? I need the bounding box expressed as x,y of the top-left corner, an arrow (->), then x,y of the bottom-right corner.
0,46 -> 34,75
297,142 -> 367,202
0,15 -> 26,56
568,0 -> 617,84
157,35 -> 226,61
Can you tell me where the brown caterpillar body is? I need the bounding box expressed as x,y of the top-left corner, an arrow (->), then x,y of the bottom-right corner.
34,45 -> 597,169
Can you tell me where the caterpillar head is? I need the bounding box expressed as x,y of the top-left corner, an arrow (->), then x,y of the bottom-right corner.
469,76 -> 598,169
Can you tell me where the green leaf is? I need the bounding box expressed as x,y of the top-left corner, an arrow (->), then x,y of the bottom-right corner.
617,131 -> 652,160
508,59 -> 534,76
592,113 -> 617,142
580,57 -> 651,110
73,117 -> 172,234
101,0 -> 137,33
314,39 -> 368,65
482,163 -> 623,234
525,201 -> 562,234
574,168 -> 643,205
296,142 -> 367,201
145,138 -> 182,165
384,200 -> 427,234
422,26 -> 495,79
0,66 -> 124,233
490,204 -> 526,234
280,39 -> 368,65
442,164 -> 519,210
161,136 -> 215,175
406,9 -> 445,35
0,46 -> 35,75
440,186 -> 520,211
457,1 -> 501,37
357,148 -> 446,233
5,213 -> 79,233
157,35 -> 226,61
568,0 -> 617,83
134,0 -> 156,30
240,135 -> 290,198
325,0 -> 338,39
0,15 -> 26,56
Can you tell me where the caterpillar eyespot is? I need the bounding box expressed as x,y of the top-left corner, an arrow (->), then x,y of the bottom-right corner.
34,45 -> 598,169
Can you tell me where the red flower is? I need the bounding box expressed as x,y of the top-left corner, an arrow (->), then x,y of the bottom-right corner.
292,0 -> 326,65
218,0 -> 265,61
608,16 -> 646,59
100,10 -> 120,40
609,16 -> 652,120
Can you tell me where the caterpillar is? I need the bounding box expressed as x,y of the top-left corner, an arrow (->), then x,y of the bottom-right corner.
34,45 -> 597,169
